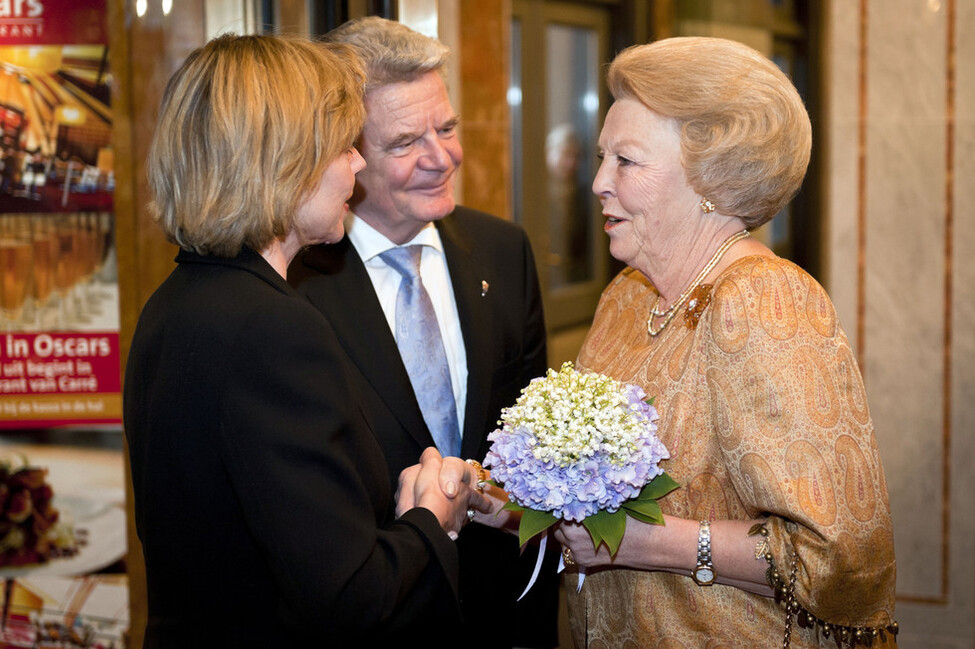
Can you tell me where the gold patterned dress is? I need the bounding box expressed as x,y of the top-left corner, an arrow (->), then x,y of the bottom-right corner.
566,256 -> 897,648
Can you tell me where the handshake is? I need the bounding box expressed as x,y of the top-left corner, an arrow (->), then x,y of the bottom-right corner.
395,448 -> 517,540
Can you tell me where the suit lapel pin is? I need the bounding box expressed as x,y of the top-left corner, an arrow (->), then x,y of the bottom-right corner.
481,280 -> 489,297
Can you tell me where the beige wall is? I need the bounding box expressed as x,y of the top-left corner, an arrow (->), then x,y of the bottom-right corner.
824,1 -> 974,646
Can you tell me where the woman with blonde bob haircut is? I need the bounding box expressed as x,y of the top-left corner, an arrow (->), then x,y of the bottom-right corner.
147,34 -> 366,258
126,34 -> 486,647
552,37 -> 899,648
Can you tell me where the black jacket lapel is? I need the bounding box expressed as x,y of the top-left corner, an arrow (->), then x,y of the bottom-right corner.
437,217 -> 495,459
296,239 -> 433,450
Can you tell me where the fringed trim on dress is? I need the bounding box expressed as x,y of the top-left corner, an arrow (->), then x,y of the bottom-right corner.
749,523 -> 899,648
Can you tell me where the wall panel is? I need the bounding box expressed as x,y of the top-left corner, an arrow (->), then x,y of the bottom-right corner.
825,0 -> 973,645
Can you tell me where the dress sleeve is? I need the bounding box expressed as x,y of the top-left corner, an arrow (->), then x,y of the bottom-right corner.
215,297 -> 459,637
704,258 -> 897,634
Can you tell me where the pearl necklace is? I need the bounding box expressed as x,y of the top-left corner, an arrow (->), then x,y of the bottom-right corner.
647,229 -> 750,337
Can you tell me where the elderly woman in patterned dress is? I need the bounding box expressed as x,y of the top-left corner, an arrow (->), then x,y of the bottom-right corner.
551,37 -> 898,648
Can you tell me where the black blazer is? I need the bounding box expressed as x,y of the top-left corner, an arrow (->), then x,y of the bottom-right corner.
124,247 -> 462,648
289,207 -> 560,648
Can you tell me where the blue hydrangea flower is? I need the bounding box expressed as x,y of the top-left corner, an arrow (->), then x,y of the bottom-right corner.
484,362 -> 669,523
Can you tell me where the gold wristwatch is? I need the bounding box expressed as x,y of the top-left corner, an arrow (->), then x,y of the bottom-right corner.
692,520 -> 715,586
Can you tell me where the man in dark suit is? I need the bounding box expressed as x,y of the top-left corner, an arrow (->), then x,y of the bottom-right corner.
289,16 -> 559,649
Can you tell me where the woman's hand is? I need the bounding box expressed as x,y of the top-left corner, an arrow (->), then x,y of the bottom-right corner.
468,482 -> 522,532
396,448 -> 489,539
433,459 -> 523,534
553,515 -> 667,569
553,514 -> 774,596
396,451 -> 485,512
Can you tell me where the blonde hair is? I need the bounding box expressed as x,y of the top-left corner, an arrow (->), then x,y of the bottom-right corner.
607,37 -> 811,228
325,16 -> 449,90
147,34 -> 365,257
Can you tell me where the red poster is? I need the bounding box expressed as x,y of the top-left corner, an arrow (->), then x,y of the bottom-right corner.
0,0 -> 118,429
0,0 -> 106,46
1,331 -> 121,426
0,2 -> 126,646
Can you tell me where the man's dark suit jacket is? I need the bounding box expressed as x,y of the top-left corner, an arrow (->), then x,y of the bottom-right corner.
289,207 -> 560,648
124,247 -> 463,648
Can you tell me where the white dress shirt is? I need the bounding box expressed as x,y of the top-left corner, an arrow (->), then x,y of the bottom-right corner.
346,214 -> 468,434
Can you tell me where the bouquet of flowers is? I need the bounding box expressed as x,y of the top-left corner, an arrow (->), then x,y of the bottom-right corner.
484,362 -> 677,557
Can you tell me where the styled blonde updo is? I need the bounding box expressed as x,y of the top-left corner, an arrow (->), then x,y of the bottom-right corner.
607,37 -> 812,227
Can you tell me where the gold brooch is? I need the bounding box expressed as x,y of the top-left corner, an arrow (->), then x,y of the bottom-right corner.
683,284 -> 712,330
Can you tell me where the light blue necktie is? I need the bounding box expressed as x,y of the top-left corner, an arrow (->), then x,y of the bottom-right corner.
379,245 -> 461,457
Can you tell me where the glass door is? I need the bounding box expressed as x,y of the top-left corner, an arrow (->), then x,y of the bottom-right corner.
510,0 -> 611,332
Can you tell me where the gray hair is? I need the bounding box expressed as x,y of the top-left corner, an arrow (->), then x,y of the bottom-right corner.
325,16 -> 450,90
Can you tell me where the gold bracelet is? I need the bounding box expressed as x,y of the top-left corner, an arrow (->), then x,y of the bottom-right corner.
747,523 -> 899,648
465,459 -> 487,493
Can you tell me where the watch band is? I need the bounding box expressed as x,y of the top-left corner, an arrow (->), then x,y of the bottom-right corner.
693,519 -> 715,586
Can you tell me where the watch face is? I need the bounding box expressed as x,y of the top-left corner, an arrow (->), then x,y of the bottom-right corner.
695,567 -> 714,584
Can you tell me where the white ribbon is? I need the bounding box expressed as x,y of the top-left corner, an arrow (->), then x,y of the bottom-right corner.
518,535 -> 585,600
517,534 -> 547,601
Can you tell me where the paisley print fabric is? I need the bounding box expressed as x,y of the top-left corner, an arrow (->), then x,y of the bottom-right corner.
567,256 -> 897,648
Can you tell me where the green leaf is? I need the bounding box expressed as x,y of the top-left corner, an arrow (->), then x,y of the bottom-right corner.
582,509 -> 628,556
584,519 -> 604,549
622,498 -> 664,525
582,512 -> 603,548
638,472 -> 680,500
504,472 -> 679,557
517,508 -> 558,547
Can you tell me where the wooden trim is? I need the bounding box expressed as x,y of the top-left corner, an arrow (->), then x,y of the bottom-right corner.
855,0 -> 867,364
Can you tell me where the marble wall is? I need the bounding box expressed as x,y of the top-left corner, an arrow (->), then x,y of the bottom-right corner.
824,1 -> 974,646
457,0 -> 512,220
